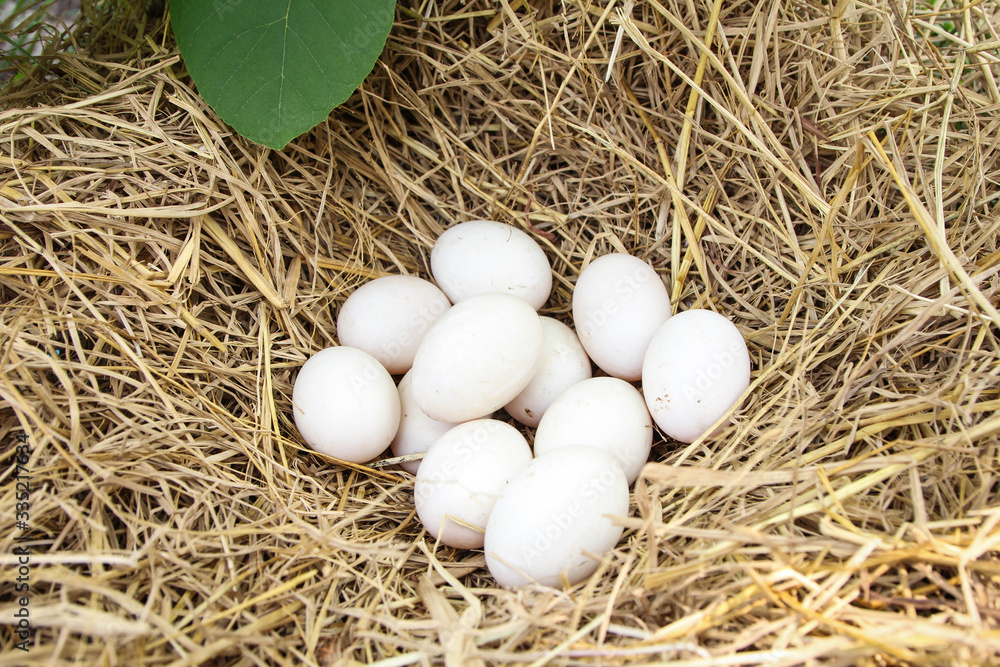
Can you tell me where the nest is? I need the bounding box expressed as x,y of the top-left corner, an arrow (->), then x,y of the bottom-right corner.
2,0 -> 999,664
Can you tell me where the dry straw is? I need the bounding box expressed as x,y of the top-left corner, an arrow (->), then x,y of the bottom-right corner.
1,0 -> 999,664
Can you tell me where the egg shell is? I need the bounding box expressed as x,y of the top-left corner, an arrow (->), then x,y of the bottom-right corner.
572,253 -> 671,381
336,275 -> 451,375
390,370 -> 460,474
410,292 -> 544,423
414,419 -> 533,549
292,346 -> 401,463
431,219 -> 552,310
533,377 -> 652,484
642,309 -> 751,443
505,317 -> 592,427
484,446 -> 629,588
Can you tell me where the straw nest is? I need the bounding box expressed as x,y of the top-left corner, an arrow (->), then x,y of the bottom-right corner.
2,0 -> 999,664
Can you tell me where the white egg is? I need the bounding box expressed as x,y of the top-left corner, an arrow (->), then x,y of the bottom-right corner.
533,377 -> 652,484
390,370 -> 459,474
431,219 -> 552,310
414,419 -> 533,549
292,347 -> 401,463
572,253 -> 671,381
642,309 -> 751,443
484,446 -> 629,588
410,292 -> 544,422
336,275 -> 451,375
504,317 -> 592,427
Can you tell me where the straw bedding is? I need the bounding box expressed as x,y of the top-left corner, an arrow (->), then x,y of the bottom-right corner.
1,0 -> 999,664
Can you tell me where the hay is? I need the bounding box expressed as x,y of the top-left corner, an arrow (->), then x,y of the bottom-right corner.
2,0 -> 999,664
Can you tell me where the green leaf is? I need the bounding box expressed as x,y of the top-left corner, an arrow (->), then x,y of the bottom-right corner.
171,0 -> 395,149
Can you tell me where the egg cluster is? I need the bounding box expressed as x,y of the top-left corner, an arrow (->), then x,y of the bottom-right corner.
292,220 -> 751,588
